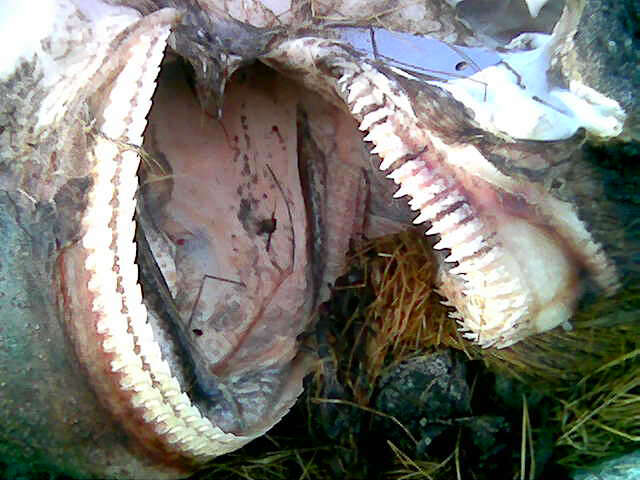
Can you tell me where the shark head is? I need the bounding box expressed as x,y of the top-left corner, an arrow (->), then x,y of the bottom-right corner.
0,0 -> 637,477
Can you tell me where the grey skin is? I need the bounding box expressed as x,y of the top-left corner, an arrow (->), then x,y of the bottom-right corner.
0,0 -> 638,478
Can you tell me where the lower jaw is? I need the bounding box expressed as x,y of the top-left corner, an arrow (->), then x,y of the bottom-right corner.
58,37 -> 373,464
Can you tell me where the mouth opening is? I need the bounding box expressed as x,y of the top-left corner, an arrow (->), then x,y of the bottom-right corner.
134,56 -> 312,437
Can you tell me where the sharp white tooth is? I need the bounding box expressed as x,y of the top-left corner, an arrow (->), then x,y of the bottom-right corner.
426,204 -> 472,234
413,210 -> 432,225
435,220 -> 483,250
431,193 -> 465,215
462,331 -> 478,341
359,107 -> 393,131
338,73 -> 354,88
378,151 -> 402,171
363,121 -> 394,143
370,137 -> 404,157
415,197 -> 461,226
525,0 -> 548,17
407,179 -> 448,210
439,298 -> 455,307
386,160 -> 422,183
393,166 -> 432,197
393,185 -> 411,199
508,293 -> 528,309
482,296 -> 522,312
480,338 -> 498,348
364,122 -> 396,144
378,145 -> 413,170
465,265 -> 508,285
450,248 -> 499,274
443,236 -> 487,262
352,94 -> 380,115
347,78 -> 371,103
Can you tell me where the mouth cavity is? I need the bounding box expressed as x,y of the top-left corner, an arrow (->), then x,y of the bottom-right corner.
58,5 -> 623,467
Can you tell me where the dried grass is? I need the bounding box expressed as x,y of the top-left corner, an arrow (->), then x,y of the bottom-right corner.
347,231 -> 640,473
189,230 -> 639,480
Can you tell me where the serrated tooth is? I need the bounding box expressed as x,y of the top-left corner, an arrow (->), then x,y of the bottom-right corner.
351,94 -> 380,115
462,331 -> 478,341
378,144 -> 413,170
492,307 -> 527,328
439,297 -> 454,307
337,73 -> 352,86
413,210 -> 431,225
391,166 -> 429,197
347,78 -> 371,103
483,296 -> 522,312
386,160 -> 423,183
393,184 -> 411,199
415,197 -> 462,227
119,371 -> 151,391
426,204 -> 472,235
446,239 -> 488,264
450,248 -> 499,275
435,218 -> 483,248
359,107 -> 392,131
479,338 -> 498,348
130,390 -> 160,409
437,223 -> 485,254
481,264 -> 511,281
103,333 -> 135,354
363,121 -> 394,143
507,293 -> 528,309
407,179 -> 449,209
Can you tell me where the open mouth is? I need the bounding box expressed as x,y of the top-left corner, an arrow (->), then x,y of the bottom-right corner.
55,2 -> 626,470
58,8 -> 366,466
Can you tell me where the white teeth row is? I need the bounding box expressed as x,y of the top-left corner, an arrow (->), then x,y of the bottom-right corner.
80,22 -> 250,459
340,63 -> 533,348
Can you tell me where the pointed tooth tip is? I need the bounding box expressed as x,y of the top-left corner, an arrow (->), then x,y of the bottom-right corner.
413,212 -> 430,225
433,239 -> 450,250
393,188 -> 408,199
425,225 -> 440,235
379,157 -> 397,171
444,252 -> 463,263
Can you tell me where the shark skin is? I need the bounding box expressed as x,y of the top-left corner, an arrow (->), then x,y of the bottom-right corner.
0,0 -> 637,478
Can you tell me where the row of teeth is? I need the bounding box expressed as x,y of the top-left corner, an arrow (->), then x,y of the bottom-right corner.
338,65 -> 531,348
81,25 -> 244,459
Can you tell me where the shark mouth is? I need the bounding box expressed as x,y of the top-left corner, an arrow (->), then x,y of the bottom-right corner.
53,1 -> 625,469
